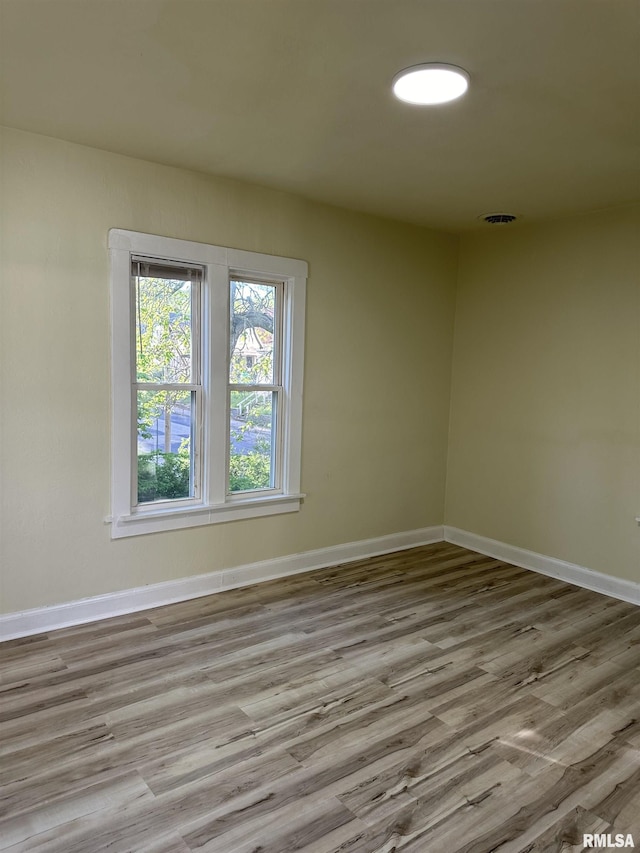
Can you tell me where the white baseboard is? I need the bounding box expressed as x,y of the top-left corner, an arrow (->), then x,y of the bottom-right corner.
444,526 -> 640,607
3,523 -> 636,642
0,525 -> 444,641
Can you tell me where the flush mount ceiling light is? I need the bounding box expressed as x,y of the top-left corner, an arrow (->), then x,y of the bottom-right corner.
392,63 -> 469,105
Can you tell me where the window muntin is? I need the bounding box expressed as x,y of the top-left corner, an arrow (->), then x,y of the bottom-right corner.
132,259 -> 203,507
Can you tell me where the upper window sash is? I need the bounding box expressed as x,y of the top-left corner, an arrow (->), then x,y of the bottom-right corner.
132,256 -> 203,387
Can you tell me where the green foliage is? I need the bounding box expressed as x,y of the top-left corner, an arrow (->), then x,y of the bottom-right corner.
229,350 -> 273,385
229,451 -> 270,492
136,277 -> 192,450
137,390 -> 160,442
136,278 -> 192,383
246,403 -> 271,425
137,449 -> 190,503
139,443 -> 271,501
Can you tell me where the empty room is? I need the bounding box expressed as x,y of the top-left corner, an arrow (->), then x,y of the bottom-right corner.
0,1 -> 639,851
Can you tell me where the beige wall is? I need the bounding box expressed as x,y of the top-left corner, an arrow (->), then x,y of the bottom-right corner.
0,127 -> 458,613
1,126 -> 637,615
446,206 -> 640,583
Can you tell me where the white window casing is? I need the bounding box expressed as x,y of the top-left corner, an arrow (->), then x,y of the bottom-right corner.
109,229 -> 307,538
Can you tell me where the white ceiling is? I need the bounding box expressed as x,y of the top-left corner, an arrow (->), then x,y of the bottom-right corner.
1,0 -> 639,231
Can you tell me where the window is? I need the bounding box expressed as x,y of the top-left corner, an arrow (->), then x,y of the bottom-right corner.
133,260 -> 202,507
109,230 -> 306,538
229,279 -> 279,494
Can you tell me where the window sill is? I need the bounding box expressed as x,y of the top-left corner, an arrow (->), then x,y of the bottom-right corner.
109,493 -> 304,539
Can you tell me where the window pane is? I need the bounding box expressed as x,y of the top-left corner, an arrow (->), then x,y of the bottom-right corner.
135,274 -> 194,383
229,280 -> 275,384
137,389 -> 195,503
229,391 -> 275,493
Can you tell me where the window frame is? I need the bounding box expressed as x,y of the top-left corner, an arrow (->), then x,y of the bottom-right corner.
109,229 -> 307,538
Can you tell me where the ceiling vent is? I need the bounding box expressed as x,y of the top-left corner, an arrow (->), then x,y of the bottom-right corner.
481,213 -> 517,224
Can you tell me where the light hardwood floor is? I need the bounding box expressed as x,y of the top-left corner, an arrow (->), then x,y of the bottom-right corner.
1,542 -> 639,852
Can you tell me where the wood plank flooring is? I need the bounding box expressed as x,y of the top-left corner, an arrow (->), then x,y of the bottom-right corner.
1,542 -> 639,852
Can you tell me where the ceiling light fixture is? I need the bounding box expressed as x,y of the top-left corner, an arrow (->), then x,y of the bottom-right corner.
392,63 -> 469,105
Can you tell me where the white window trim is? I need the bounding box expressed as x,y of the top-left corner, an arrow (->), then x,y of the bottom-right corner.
109,229 -> 307,538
